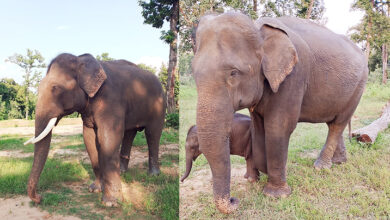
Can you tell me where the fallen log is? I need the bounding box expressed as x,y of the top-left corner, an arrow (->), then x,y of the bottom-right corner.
352,102 -> 390,143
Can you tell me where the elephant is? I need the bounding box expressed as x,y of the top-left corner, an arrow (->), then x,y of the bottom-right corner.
181,113 -> 262,183
192,12 -> 368,213
24,53 -> 166,207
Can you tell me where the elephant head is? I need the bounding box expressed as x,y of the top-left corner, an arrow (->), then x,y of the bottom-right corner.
192,12 -> 298,213
181,125 -> 201,182
25,53 -> 107,203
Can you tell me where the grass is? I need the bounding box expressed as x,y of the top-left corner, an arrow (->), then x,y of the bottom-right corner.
0,123 -> 178,219
179,81 -> 390,219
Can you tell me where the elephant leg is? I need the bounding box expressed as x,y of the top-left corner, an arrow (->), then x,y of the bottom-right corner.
145,121 -> 163,175
332,135 -> 347,164
83,125 -> 102,193
96,123 -> 124,207
119,129 -> 137,173
262,110 -> 298,198
314,122 -> 347,170
245,157 -> 259,183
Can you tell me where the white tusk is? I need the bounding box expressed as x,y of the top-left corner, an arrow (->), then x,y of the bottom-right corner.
23,117 -> 57,145
24,137 -> 35,145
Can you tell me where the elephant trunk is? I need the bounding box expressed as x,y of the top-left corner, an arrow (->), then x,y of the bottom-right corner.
196,89 -> 237,214
27,116 -> 54,204
181,153 -> 194,182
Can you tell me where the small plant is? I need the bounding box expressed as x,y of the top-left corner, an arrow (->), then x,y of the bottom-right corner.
165,113 -> 179,129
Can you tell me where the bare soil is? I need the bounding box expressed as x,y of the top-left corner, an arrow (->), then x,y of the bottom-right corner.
0,196 -> 80,220
0,124 -> 83,136
0,121 -> 178,220
179,164 -> 250,219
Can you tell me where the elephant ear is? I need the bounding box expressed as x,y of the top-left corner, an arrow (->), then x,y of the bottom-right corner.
77,54 -> 107,98
259,21 -> 298,93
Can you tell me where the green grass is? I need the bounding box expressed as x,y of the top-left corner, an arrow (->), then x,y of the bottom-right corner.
0,125 -> 178,219
0,157 -> 88,195
179,81 -> 390,219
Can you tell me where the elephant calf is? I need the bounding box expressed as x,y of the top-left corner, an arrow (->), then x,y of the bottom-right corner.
181,113 -> 262,183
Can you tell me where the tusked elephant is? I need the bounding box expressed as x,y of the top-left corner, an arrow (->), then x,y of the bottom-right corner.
181,113 -> 263,183
192,12 -> 368,213
24,53 -> 166,207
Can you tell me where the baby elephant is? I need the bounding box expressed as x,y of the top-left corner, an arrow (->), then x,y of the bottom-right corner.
181,113 -> 261,182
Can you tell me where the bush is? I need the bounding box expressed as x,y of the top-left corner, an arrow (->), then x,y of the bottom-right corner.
165,113 -> 179,129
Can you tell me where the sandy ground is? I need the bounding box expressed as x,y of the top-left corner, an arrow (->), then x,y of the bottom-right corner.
0,197 -> 80,220
0,124 -> 83,136
0,123 -> 178,220
179,164 -> 250,219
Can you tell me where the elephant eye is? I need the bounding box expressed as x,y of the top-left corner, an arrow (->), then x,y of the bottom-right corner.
230,70 -> 239,77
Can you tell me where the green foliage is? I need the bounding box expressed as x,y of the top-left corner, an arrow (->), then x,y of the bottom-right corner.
137,63 -> 157,74
5,49 -> 45,120
158,63 -> 179,106
95,52 -> 114,61
0,78 -> 36,120
261,0 -> 325,20
139,0 -> 179,43
165,113 -> 179,129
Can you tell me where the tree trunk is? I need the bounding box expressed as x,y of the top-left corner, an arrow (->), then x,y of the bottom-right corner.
306,0 -> 314,19
25,69 -> 30,120
352,102 -> 390,143
166,0 -> 179,114
382,43 -> 388,84
253,0 -> 257,14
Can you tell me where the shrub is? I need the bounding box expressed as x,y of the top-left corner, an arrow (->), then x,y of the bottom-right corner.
165,113 -> 179,129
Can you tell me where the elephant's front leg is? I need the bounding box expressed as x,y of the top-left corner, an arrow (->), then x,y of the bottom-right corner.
263,115 -> 296,198
96,123 -> 124,207
83,125 -> 102,193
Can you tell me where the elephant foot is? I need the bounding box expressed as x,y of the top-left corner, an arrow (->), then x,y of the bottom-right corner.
244,172 -> 249,179
29,193 -> 42,204
331,153 -> 347,164
148,167 -> 160,176
88,181 -> 102,193
102,195 -> 119,207
314,158 -> 332,170
263,182 -> 291,198
120,158 -> 129,174
247,176 -> 258,183
215,197 -> 239,214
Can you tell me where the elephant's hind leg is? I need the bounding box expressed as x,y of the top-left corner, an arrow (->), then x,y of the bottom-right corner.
119,129 -> 137,173
331,135 -> 347,164
145,121 -> 163,175
314,122 -> 347,170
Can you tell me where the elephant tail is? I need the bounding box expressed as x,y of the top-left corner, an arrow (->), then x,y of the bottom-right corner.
348,120 -> 352,143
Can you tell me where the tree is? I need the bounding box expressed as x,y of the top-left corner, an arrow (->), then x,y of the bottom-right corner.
96,52 -> 114,61
350,0 -> 389,82
158,63 -> 179,107
260,0 -> 325,22
139,0 -> 179,114
6,49 -> 45,119
137,63 -> 157,75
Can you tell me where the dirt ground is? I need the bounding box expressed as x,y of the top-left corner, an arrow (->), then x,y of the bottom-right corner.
179,164 -> 250,219
0,124 -> 83,136
0,124 -> 178,220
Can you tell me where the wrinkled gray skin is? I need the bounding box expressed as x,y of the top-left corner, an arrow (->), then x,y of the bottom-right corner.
192,12 -> 368,213
181,113 -> 263,183
28,53 -> 165,207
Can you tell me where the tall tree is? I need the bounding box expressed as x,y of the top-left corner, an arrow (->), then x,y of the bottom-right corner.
96,52 -> 114,61
139,0 -> 179,113
351,0 -> 389,82
6,49 -> 45,119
